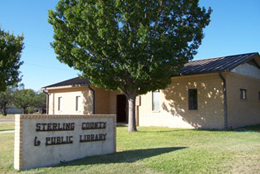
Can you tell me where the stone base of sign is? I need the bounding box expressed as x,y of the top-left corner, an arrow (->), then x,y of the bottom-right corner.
14,114 -> 116,170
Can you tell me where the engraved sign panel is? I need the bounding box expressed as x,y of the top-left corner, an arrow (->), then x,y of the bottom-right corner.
14,114 -> 116,170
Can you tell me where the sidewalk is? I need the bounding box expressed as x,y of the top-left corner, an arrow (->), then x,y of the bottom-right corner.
0,119 -> 15,134
0,119 -> 15,123
0,130 -> 15,134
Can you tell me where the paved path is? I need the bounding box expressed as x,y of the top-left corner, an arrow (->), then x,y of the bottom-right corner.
0,119 -> 15,123
0,130 -> 15,134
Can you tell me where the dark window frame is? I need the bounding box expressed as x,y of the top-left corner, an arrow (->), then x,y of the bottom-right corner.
188,89 -> 198,110
240,89 -> 247,100
58,97 -> 62,111
152,90 -> 160,111
76,96 -> 80,111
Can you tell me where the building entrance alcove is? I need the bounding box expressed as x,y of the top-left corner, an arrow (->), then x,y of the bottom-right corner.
116,95 -> 128,123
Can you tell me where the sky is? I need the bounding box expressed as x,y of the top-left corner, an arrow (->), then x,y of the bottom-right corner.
0,0 -> 259,91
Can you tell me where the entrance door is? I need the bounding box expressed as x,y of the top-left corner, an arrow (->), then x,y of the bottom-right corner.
116,95 -> 127,123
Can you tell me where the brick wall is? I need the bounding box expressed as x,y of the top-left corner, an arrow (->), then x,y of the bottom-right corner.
48,86 -> 118,115
138,73 -> 225,129
226,72 -> 260,128
48,86 -> 93,115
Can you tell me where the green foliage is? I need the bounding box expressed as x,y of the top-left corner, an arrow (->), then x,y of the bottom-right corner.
0,85 -> 17,116
13,88 -> 36,114
33,91 -> 46,113
12,88 -> 46,114
49,0 -> 211,96
49,0 -> 211,131
0,28 -> 24,92
26,106 -> 35,114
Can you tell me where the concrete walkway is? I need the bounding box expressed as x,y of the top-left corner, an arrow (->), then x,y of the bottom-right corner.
0,119 -> 15,123
0,119 -> 15,134
0,130 -> 15,134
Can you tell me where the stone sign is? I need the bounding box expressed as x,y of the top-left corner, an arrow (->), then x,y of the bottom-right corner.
14,114 -> 116,170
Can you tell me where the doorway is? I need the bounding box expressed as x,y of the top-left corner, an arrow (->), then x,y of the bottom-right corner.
116,95 -> 128,123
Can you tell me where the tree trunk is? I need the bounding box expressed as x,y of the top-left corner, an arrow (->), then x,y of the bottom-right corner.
3,105 -> 7,116
23,107 -> 26,114
127,94 -> 137,132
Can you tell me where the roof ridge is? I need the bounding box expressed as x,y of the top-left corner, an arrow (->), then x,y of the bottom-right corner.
190,52 -> 257,63
180,52 -> 259,76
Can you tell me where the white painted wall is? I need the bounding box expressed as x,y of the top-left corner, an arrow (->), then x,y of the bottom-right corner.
232,62 -> 260,79
48,88 -> 93,115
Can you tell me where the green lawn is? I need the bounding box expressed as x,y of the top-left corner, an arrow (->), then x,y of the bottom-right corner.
0,127 -> 260,173
0,115 -> 15,131
0,123 -> 15,131
0,114 -> 16,119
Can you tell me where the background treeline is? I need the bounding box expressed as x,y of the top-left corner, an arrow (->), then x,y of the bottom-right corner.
0,84 -> 46,116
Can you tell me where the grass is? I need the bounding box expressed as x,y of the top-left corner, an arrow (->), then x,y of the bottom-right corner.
0,126 -> 260,173
0,123 -> 15,131
0,114 -> 16,119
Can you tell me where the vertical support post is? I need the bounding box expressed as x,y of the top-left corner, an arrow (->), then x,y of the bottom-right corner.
88,86 -> 95,114
14,114 -> 22,170
219,73 -> 228,129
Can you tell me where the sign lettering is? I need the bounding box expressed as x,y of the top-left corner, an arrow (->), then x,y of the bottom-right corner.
34,122 -> 108,147
80,134 -> 107,142
36,123 -> 75,131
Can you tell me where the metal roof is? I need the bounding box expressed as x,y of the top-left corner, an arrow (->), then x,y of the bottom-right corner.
43,52 -> 259,89
43,77 -> 90,89
179,52 -> 259,75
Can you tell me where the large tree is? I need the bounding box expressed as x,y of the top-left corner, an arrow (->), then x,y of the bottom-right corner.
49,0 -> 211,132
0,28 -> 24,92
0,85 -> 16,116
33,91 -> 46,114
13,88 -> 36,114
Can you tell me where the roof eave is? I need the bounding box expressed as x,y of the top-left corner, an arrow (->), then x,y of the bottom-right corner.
225,53 -> 260,71
42,84 -> 89,91
173,70 -> 229,77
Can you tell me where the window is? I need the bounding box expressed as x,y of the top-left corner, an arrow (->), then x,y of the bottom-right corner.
152,90 -> 160,111
188,89 -> 198,110
76,96 -> 81,111
58,97 -> 62,111
240,89 -> 247,100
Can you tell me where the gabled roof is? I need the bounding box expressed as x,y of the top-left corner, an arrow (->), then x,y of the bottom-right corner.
43,52 -> 260,89
43,77 -> 90,89
180,52 -> 259,75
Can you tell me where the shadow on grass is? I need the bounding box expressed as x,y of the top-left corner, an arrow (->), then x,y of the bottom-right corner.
0,129 -> 14,131
138,126 -> 260,134
58,147 -> 186,167
138,128 -> 228,134
139,129 -> 194,133
116,125 -> 128,127
234,124 -> 260,133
